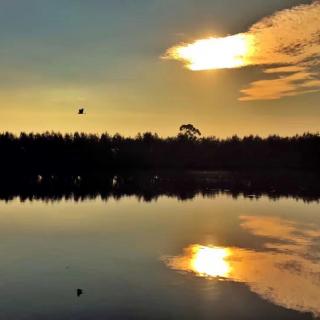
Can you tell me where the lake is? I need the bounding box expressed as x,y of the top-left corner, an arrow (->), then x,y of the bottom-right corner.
0,172 -> 319,319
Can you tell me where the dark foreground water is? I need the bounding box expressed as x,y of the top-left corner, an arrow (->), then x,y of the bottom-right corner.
0,172 -> 319,319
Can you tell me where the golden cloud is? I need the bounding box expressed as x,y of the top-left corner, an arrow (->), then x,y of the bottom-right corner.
164,1 -> 320,101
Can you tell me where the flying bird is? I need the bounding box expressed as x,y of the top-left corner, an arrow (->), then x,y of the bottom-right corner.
78,108 -> 85,115
77,289 -> 83,297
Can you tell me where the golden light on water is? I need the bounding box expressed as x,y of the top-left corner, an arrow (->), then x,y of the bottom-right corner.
163,216 -> 320,317
164,244 -> 231,278
166,34 -> 253,71
191,245 -> 231,277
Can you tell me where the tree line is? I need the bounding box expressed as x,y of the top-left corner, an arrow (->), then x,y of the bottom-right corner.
0,127 -> 319,174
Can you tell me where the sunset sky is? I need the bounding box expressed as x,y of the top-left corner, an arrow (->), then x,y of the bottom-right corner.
1,0 -> 319,137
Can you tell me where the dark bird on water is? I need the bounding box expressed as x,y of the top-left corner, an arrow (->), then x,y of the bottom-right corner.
77,289 -> 83,297
78,108 -> 85,115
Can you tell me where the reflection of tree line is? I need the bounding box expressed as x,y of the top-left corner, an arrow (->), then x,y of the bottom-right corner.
0,171 -> 319,202
0,130 -> 319,174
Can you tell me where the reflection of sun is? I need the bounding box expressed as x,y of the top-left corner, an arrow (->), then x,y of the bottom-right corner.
191,245 -> 231,277
166,34 -> 253,71
164,215 -> 320,317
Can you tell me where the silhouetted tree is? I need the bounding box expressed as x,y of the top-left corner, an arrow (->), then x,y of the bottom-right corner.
0,131 -> 319,173
179,124 -> 201,140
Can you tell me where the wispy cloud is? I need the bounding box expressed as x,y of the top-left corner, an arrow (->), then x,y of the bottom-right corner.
164,1 -> 320,101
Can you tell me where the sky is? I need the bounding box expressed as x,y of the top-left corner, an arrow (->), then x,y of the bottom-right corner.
0,0 -> 319,137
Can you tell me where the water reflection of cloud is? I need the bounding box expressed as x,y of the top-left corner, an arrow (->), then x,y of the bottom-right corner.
163,216 -> 320,317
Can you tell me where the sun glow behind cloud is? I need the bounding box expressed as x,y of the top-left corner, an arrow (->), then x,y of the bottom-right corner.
166,34 -> 254,71
164,1 -> 320,101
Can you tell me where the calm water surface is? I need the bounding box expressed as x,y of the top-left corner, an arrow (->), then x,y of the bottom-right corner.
0,193 -> 319,319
